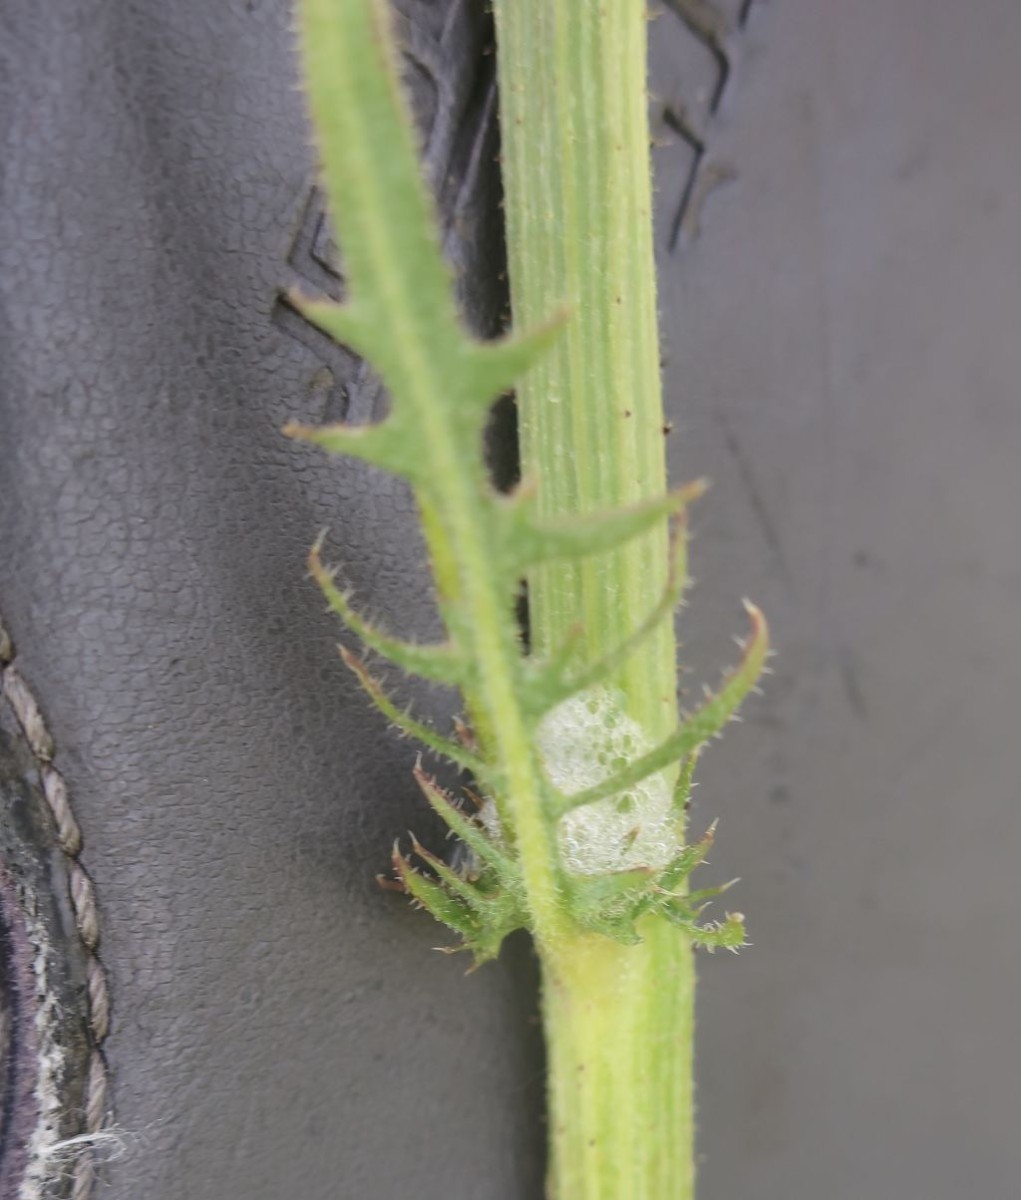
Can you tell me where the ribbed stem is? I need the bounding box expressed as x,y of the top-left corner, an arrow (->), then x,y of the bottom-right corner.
496,3 -> 673,698
544,922 -> 694,1200
493,3 -> 695,1197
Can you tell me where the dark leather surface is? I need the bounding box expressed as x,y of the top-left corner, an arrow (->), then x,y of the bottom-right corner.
3,0 -> 1021,1197
0,2 -> 542,1197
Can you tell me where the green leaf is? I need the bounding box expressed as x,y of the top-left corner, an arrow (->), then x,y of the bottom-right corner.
293,0 -> 767,988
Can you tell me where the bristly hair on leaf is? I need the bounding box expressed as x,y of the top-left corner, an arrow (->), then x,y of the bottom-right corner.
286,0 -> 769,964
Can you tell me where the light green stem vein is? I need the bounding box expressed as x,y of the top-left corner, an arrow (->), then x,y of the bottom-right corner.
493,3 -> 695,1197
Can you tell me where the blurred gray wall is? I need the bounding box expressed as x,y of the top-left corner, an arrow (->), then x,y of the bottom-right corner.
650,3 -> 1021,1197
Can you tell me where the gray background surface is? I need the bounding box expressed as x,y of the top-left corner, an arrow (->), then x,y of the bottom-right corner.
1,0 -> 1019,1197
652,3 -> 1021,1197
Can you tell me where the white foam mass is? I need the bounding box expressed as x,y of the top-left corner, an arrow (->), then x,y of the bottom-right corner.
535,687 -> 681,875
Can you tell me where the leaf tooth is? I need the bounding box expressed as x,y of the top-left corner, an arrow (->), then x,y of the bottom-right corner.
552,602 -> 769,813
499,479 -> 706,578
685,912 -> 748,953
340,648 -> 485,773
451,716 -> 478,753
522,504 -> 696,716
653,823 -> 717,894
685,878 -> 739,907
283,414 -> 425,481
412,765 -> 516,878
377,840 -> 410,893
309,536 -> 469,684
390,845 -> 480,940
286,291 -> 371,353
672,750 -> 700,816
460,310 -> 566,404
408,833 -> 494,914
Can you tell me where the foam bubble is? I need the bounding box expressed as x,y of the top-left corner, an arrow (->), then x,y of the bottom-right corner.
535,687 -> 681,875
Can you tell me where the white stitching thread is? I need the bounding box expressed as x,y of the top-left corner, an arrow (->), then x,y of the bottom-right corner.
0,614 -> 111,1200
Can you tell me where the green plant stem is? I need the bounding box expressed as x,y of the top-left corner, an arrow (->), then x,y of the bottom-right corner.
545,923 -> 694,1200
293,0 -> 764,1191
493,3 -> 695,1197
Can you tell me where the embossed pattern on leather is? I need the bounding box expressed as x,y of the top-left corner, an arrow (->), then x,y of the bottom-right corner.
0,2 -> 542,1197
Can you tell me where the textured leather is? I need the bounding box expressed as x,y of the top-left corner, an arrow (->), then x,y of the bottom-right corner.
0,2 -> 542,1197
3,0 -> 1021,1198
